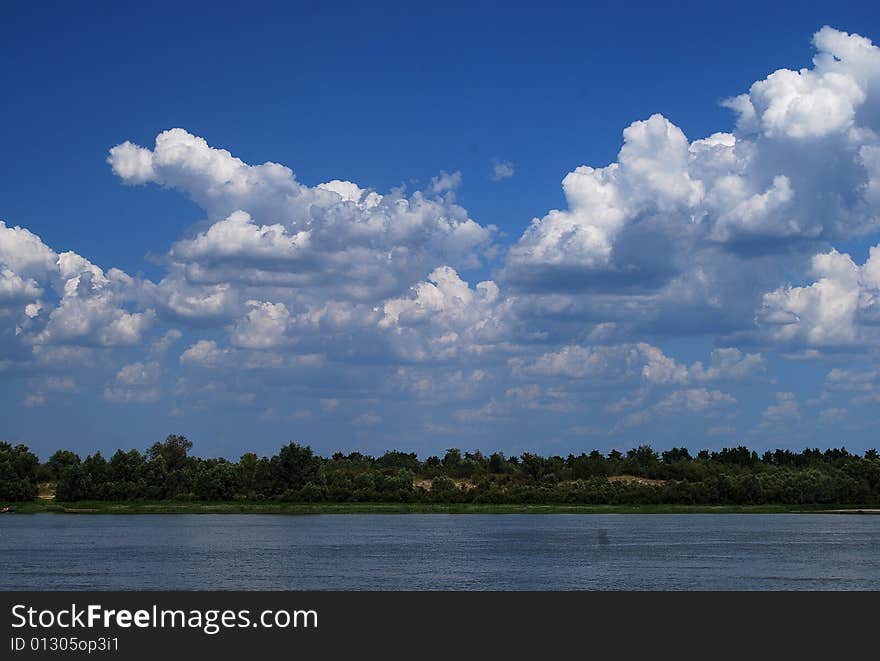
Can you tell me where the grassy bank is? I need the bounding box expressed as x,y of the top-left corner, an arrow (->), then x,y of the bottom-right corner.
7,500 -> 880,515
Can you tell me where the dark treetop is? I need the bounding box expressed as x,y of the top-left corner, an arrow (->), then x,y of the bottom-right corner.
2,436 -> 880,505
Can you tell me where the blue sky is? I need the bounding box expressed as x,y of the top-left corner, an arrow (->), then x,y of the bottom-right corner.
2,1 -> 880,459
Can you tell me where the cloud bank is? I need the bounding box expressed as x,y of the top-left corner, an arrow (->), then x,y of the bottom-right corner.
4,26 -> 880,450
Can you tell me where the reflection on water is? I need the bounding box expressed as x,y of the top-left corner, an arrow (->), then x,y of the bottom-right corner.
1,514 -> 878,590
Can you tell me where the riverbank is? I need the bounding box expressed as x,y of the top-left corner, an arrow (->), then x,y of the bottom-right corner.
6,500 -> 880,514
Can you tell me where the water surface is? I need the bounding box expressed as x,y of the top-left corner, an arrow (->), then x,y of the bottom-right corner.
2,514 -> 878,590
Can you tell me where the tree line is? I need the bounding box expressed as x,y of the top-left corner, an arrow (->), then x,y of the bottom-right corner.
2,436 -> 880,505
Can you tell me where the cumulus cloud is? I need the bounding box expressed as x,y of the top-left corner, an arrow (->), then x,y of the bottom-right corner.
621,388 -> 736,427
103,361 -> 162,404
353,412 -> 382,427
170,210 -> 311,263
378,266 -> 511,361
153,277 -> 239,321
510,343 -> 763,385
0,268 -> 42,304
491,160 -> 515,181
505,383 -> 572,412
4,26 -> 880,448
427,171 -> 462,195
0,221 -> 54,330
151,329 -> 183,354
509,344 -> 642,380
179,339 -> 321,371
179,340 -> 231,368
825,367 -> 878,392
393,366 -> 490,402
757,244 -> 880,346
36,295 -> 155,347
103,386 -> 161,404
114,361 -> 161,387
0,219 -> 155,357
230,300 -> 292,349
42,376 -> 76,392
504,113 -> 701,280
641,346 -> 765,384
655,388 -> 737,413
453,399 -> 508,423
0,221 -> 58,276
727,26 -> 877,139
763,392 -> 800,421
500,25 -> 880,359
109,129 -> 493,302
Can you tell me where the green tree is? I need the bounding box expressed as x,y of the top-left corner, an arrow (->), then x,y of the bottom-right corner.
238,452 -> 259,493
194,460 -> 239,500
272,442 -> 324,492
55,464 -> 94,501
42,449 -> 81,481
0,442 -> 40,501
147,434 -> 193,472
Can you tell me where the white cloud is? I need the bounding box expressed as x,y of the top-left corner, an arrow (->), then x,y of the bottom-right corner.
763,392 -> 800,421
35,291 -> 155,347
107,141 -> 156,184
179,340 -> 229,367
354,413 -> 382,427
825,367 -> 877,392
151,329 -> 183,354
510,343 -> 763,385
641,345 -> 765,384
505,113 -> 701,277
639,344 -> 692,384
103,361 -> 162,404
30,345 -> 95,368
109,129 -> 493,302
3,25 -> 880,447
491,161 -> 515,181
115,361 -> 161,387
509,344 -> 641,380
379,266 -> 510,361
427,171 -> 462,195
170,211 -> 311,263
103,386 -> 161,404
230,300 -> 292,349
179,339 -> 321,370
454,399 -> 507,423
393,366 -> 490,402
621,388 -> 736,427
0,221 -> 156,351
42,376 -> 76,392
154,277 -> 239,320
736,61 -> 864,140
499,25 -> 880,366
0,268 -> 42,303
505,383 -> 572,412
757,245 -> 880,346
655,388 -> 737,413
0,221 -> 58,276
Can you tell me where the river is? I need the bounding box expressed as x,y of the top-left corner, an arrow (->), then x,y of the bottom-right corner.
2,513 -> 878,590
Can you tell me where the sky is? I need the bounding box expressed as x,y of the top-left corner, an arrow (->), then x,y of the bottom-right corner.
2,1 -> 880,460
